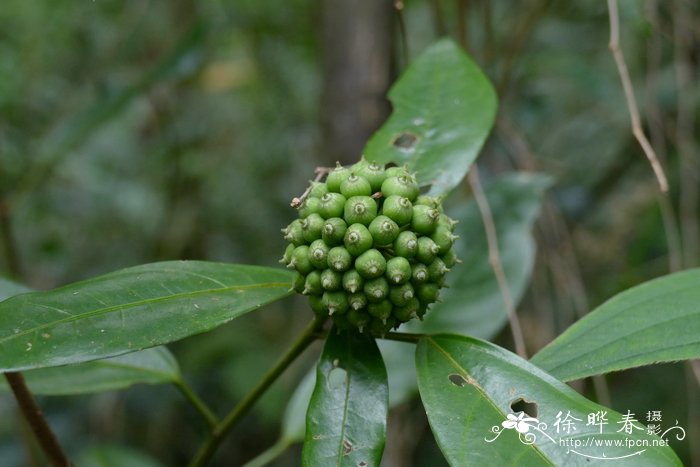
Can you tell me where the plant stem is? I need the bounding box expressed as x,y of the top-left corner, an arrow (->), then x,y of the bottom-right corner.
380,331 -> 424,343
4,372 -> 70,467
174,379 -> 219,430
188,318 -> 326,467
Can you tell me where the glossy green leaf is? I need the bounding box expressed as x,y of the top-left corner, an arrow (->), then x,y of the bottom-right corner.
0,277 -> 31,301
0,261 -> 293,372
416,335 -> 682,466
364,38 -> 497,196
303,330 -> 388,466
0,346 -> 179,396
531,268 -> 700,382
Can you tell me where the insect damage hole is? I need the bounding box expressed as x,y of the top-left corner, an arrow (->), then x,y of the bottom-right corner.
448,373 -> 468,387
392,132 -> 418,150
510,398 -> 538,418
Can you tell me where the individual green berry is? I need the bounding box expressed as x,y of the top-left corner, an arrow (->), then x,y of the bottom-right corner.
322,217 -> 347,246
411,205 -> 440,235
327,246 -> 353,272
289,245 -> 313,274
437,213 -> 458,232
322,291 -> 349,316
411,263 -> 429,284
414,195 -> 443,211
340,174 -> 372,198
393,231 -> 418,259
416,237 -> 440,264
348,292 -> 368,311
394,297 -> 420,322
318,192 -> 347,219
282,219 -> 305,246
355,249 -> 387,278
344,196 -> 378,226
342,269 -> 365,294
303,270 -> 323,295
321,269 -> 342,291
381,195 -> 413,226
441,248 -> 459,268
308,295 -> 327,318
367,300 -> 392,322
343,223 -> 373,256
350,157 -> 370,174
386,256 -> 412,285
368,215 -> 399,246
308,239 -> 330,269
280,243 -> 295,265
298,197 -> 321,218
292,272 -> 305,294
385,166 -> 410,178
416,282 -> 440,303
431,225 -> 457,254
301,213 -> 325,243
427,257 -> 449,282
389,283 -> 415,307
364,276 -> 390,303
326,163 -> 352,193
381,175 -> 419,201
308,181 -> 329,199
355,162 -> 387,192
346,309 -> 371,333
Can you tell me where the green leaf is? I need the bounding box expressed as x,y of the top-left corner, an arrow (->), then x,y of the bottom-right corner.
0,277 -> 31,301
303,330 -> 388,466
531,268 -> 700,382
416,334 -> 682,466
416,173 -> 551,338
0,346 -> 179,396
76,444 -> 163,467
364,38 -> 497,196
0,261 -> 293,372
282,369 -> 316,443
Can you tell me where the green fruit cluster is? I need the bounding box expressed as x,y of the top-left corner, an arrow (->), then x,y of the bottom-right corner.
281,159 -> 458,336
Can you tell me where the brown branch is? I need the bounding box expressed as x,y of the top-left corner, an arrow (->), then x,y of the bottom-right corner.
290,167 -> 332,208
468,166 -> 527,358
4,372 -> 70,467
607,0 -> 669,193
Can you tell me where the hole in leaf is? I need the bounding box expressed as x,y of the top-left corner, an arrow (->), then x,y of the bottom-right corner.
510,398 -> 538,418
343,438 -> 353,455
358,462 -> 367,467
328,367 -> 347,390
448,373 -> 468,387
392,132 -> 418,150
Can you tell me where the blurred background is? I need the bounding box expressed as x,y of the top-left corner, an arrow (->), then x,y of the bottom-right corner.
0,0 -> 698,465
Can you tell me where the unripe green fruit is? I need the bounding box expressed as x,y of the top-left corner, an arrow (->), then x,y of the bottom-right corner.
322,217 -> 347,245
308,181 -> 329,199
282,219 -> 305,246
416,282 -> 440,303
389,283 -> 415,306
394,297 -> 420,322
298,197 -> 321,218
414,195 -> 443,211
344,196 -> 378,226
280,243 -> 295,265
386,256 -> 412,285
367,300 -> 392,322
438,213 -> 457,232
416,237 -> 440,264
411,205 -> 440,235
346,309 -> 371,333
431,225 -> 456,254
326,163 -> 351,193
364,276 -> 390,303
308,295 -> 326,318
348,292 -> 368,311
355,248 -> 386,278
292,273 -> 305,294
368,316 -> 396,336
411,263 -> 429,284
368,215 -> 399,246
303,270 -> 323,295
290,245 -> 314,274
340,174 -> 372,198
355,162 -> 386,192
385,166 -> 410,178
342,269 -> 364,294
323,291 -> 349,316
343,224 -> 373,256
318,192 -> 347,219
301,213 -> 325,243
441,248 -> 459,268
393,231 -> 418,258
350,157 -> 370,174
381,195 -> 413,226
308,239 -> 330,269
428,257 -> 449,282
327,246 -> 353,272
321,269 -> 342,291
381,175 -> 419,201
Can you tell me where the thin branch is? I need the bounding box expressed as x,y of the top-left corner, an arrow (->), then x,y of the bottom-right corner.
394,1 -> 409,68
290,167 -> 332,208
607,0 -> 669,193
468,166 -> 527,358
173,379 -> 218,430
4,372 -> 70,467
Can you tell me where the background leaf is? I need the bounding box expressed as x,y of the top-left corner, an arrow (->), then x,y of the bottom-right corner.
0,346 -> 179,396
76,444 -> 163,467
0,277 -> 31,301
531,268 -> 700,382
0,261 -> 293,372
416,334 -> 682,466
302,330 -> 388,467
363,38 -> 497,196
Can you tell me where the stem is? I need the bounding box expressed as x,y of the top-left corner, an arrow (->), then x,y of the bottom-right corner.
173,379 -> 218,430
4,372 -> 70,467
380,332 -> 424,343
188,318 -> 326,467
